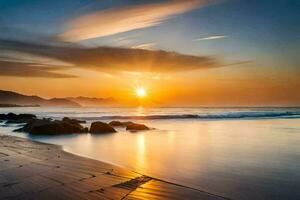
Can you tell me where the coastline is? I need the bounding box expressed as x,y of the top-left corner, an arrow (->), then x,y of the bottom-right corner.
0,135 -> 229,200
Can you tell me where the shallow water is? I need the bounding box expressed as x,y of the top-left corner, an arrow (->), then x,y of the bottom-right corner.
1,107 -> 300,199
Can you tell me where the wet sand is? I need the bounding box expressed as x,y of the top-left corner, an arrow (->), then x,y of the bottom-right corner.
0,135 -> 229,200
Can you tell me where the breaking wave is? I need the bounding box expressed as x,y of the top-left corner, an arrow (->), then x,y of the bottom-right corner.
81,111 -> 300,120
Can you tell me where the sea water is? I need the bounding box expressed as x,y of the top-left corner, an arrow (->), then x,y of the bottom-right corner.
0,107 -> 300,199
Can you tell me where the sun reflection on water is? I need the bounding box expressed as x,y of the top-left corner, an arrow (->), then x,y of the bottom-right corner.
136,134 -> 147,169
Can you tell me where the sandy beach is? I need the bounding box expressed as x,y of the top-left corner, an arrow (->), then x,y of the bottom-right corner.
0,135 -> 228,200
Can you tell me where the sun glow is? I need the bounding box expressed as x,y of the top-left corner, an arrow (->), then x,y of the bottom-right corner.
136,87 -> 147,98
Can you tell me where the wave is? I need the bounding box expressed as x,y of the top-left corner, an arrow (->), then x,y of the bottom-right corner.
80,111 -> 300,120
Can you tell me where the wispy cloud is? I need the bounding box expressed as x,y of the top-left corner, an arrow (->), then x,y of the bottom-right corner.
195,35 -> 228,41
131,43 -> 156,50
113,36 -> 133,47
59,0 -> 214,41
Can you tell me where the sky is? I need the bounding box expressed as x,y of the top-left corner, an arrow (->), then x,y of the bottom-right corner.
0,0 -> 299,106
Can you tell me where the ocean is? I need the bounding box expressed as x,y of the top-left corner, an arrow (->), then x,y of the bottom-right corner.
1,107 -> 300,199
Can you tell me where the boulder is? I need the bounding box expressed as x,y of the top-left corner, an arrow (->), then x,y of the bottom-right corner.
18,114 -> 37,120
122,121 -> 135,126
108,121 -> 124,126
6,119 -> 34,124
1,113 -> 36,124
108,121 -> 135,127
15,118 -> 88,135
0,114 -> 5,120
90,122 -> 116,133
62,117 -> 86,124
2,113 -> 18,120
0,113 -> 36,121
83,127 -> 89,133
126,123 -> 150,131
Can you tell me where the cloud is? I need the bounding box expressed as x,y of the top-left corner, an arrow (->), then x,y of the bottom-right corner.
131,43 -> 156,50
195,35 -> 228,41
59,0 -> 214,41
0,60 -> 77,78
0,39 -> 223,74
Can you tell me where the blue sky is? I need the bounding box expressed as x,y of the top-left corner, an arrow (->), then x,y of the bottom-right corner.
1,0 -> 299,70
0,0 -> 299,105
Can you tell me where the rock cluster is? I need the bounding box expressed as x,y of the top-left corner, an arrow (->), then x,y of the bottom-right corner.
2,113 -> 151,135
0,113 -> 36,124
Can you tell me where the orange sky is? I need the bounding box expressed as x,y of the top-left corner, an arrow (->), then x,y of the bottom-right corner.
1,62 -> 299,106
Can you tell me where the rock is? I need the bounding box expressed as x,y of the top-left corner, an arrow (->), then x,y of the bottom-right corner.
90,122 -> 116,133
122,121 -> 135,126
108,121 -> 135,127
3,113 -> 18,120
18,114 -> 37,120
83,127 -> 89,133
126,123 -> 150,131
108,121 -> 150,132
6,119 -> 34,124
62,117 -> 86,124
108,121 -> 124,126
0,113 -> 36,124
0,113 -> 36,121
15,118 -> 88,135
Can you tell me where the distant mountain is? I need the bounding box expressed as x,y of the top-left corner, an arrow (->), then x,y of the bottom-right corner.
67,96 -> 116,107
0,104 -> 40,107
41,98 -> 80,107
0,90 -> 80,107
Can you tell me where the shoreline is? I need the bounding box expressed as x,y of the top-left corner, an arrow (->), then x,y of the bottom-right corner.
62,147 -> 231,200
0,134 -> 230,200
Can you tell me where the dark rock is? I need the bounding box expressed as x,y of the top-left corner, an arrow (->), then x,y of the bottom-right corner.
108,121 -> 150,132
122,121 -> 135,126
0,113 -> 36,120
18,114 -> 37,120
90,122 -> 116,133
0,113 -> 36,123
83,127 -> 89,133
6,119 -> 34,124
15,118 -> 88,135
108,121 -> 135,127
42,117 -> 53,121
126,123 -> 150,131
62,117 -> 86,124
108,121 -> 124,126
6,113 -> 18,120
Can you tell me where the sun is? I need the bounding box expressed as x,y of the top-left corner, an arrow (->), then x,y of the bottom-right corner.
136,87 -> 147,98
